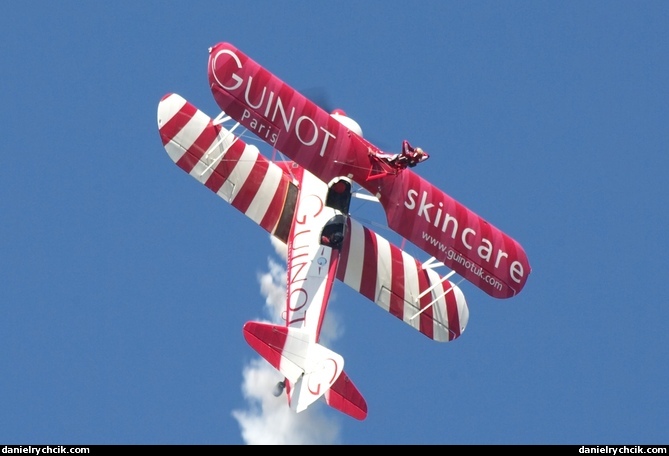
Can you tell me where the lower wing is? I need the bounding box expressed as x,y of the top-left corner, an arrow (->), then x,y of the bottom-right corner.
337,217 -> 469,342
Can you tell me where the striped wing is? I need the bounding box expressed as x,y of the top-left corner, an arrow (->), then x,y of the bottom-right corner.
157,93 -> 296,242
337,218 -> 469,342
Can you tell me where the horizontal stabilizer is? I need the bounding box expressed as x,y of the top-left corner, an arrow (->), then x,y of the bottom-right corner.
243,322 -> 346,412
324,370 -> 367,420
243,322 -> 305,383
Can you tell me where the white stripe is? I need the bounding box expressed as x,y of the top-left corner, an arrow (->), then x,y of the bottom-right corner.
279,327 -> 311,383
343,218 -> 365,292
172,110 -> 209,161
199,128 -> 236,169
193,125 -> 239,199
244,160 -> 284,225
162,105 -> 210,166
454,285 -> 469,335
221,144 -> 259,202
402,250 -> 421,332
189,144 -> 217,187
164,140 -> 188,163
425,268 -> 450,341
374,233 -> 392,313
157,93 -> 187,128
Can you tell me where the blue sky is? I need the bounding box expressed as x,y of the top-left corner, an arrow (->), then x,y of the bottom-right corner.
1,1 -> 668,445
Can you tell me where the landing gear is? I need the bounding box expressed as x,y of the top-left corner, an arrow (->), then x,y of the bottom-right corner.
272,380 -> 286,397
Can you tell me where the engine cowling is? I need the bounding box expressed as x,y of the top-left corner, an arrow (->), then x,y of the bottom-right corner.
329,109 -> 363,138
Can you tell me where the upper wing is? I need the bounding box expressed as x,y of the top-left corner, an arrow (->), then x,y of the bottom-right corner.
207,42 -> 365,187
207,42 -> 530,299
337,217 -> 469,342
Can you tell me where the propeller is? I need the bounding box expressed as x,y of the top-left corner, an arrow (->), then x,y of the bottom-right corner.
301,86 -> 335,113
301,86 -> 394,151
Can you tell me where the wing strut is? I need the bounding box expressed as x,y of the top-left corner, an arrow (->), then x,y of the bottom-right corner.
422,256 -> 445,270
415,269 -> 456,301
212,112 -> 232,125
410,272 -> 465,321
200,113 -> 244,176
214,112 -> 299,184
351,192 -> 379,202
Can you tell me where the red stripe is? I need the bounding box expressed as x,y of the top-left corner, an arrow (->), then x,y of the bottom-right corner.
231,154 -> 269,214
174,150 -> 199,175
359,226 -> 378,301
416,267 -> 435,340
203,138 -> 246,193
336,218 -> 352,282
259,177 -> 289,233
444,280 -> 461,340
388,244 -> 405,319
188,118 -> 220,160
315,249 -> 340,342
159,99 -> 197,146
242,322 -> 288,371
175,119 -> 221,174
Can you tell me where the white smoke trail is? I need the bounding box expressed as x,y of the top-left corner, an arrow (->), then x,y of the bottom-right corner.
231,236 -> 343,445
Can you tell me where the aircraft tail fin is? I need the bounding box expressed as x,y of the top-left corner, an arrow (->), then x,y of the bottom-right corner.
243,321 -> 348,414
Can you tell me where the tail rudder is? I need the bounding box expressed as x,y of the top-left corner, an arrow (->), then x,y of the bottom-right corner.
288,342 -> 345,413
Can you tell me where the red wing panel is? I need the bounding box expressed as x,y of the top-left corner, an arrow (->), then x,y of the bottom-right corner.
208,42 -> 372,186
242,322 -> 289,371
157,93 -> 296,242
377,170 -> 531,299
206,43 -> 530,299
324,370 -> 368,421
336,218 -> 469,342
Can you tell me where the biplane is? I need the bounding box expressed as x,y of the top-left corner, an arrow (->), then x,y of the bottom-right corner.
156,42 -> 530,420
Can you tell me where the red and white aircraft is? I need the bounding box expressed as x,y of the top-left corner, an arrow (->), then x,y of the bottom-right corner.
156,42 -> 530,420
